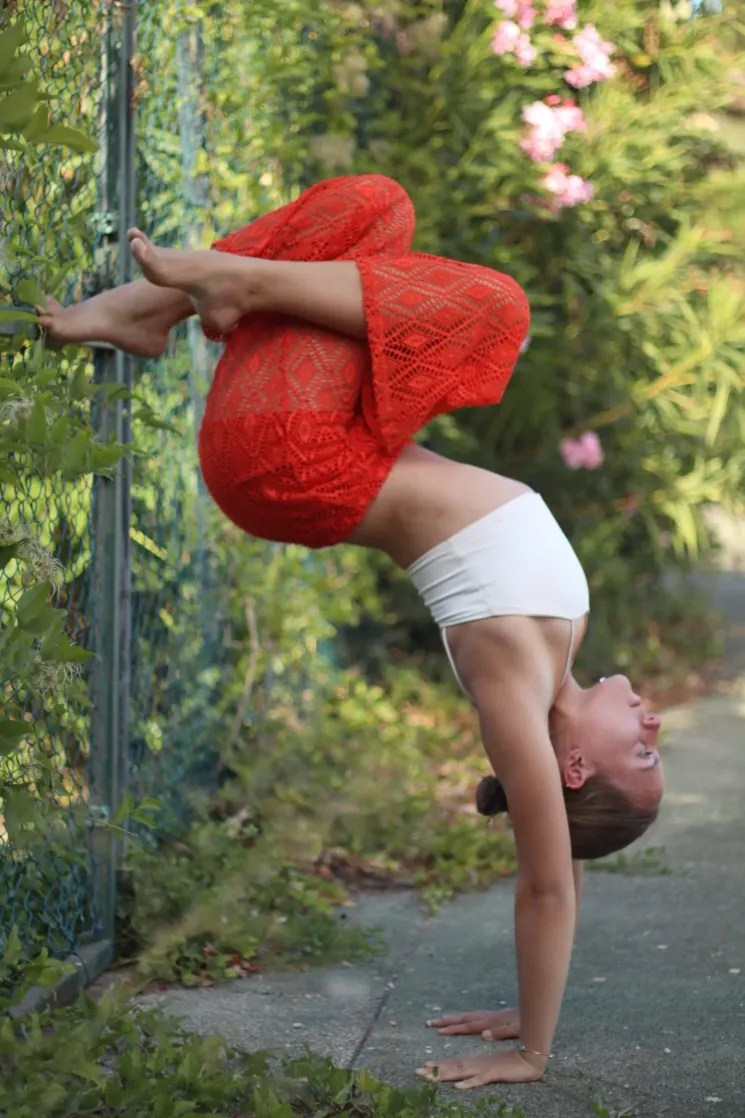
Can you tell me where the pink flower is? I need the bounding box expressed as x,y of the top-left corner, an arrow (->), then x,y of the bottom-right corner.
545,0 -> 577,30
543,162 -> 595,206
491,19 -> 521,55
565,23 -> 616,87
545,93 -> 562,105
515,32 -> 537,66
554,99 -> 586,133
496,0 -> 534,24
517,0 -> 536,30
560,432 -> 604,470
520,100 -> 586,162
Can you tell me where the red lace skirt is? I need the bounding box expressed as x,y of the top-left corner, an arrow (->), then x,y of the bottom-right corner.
197,175 -> 530,549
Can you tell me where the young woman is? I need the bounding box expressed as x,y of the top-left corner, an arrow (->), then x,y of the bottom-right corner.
40,174 -> 663,1089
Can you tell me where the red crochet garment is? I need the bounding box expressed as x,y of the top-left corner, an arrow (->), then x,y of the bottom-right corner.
197,175 -> 530,548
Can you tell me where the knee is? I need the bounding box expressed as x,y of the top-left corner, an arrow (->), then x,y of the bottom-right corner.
488,271 -> 531,345
345,174 -> 414,231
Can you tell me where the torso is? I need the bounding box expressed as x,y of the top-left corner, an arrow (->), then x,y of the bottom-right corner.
348,443 -> 531,565
349,443 -> 587,703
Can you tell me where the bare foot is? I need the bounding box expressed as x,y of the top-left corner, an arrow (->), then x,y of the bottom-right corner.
37,284 -> 190,358
127,228 -> 265,336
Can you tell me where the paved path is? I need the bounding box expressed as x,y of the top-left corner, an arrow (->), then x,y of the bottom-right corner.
141,569 -> 745,1117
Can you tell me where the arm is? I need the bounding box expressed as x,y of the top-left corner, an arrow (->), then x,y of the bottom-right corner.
479,691 -> 576,1073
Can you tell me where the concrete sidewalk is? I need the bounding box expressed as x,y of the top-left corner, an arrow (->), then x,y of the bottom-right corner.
140,571 -> 745,1117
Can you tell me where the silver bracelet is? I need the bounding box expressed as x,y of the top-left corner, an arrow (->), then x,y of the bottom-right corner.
518,1043 -> 553,1060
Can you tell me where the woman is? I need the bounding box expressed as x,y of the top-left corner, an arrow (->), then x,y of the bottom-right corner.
40,174 -> 663,1089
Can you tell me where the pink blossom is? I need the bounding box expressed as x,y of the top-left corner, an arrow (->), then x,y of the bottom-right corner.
565,23 -> 616,87
516,0 -> 536,30
545,0 -> 577,30
494,0 -> 518,15
515,32 -> 537,66
543,162 -> 595,207
520,100 -> 586,162
560,432 -> 604,470
491,19 -> 521,55
545,93 -> 562,105
555,99 -> 586,133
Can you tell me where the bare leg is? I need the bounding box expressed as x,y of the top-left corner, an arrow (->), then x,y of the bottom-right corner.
127,228 -> 367,340
38,281 -> 193,357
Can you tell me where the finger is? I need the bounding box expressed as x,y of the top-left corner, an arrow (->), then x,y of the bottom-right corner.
418,1062 -> 468,1083
454,1077 -> 486,1090
427,1013 -> 486,1027
482,1026 -> 517,1041
436,1022 -> 486,1035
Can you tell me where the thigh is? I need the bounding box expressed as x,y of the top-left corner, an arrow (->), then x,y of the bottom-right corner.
214,175 -> 415,262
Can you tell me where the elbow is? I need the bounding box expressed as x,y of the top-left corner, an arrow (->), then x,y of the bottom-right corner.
517,875 -> 575,908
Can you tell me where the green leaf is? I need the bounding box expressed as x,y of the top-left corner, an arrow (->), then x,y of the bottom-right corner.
3,787 -> 40,838
0,543 -> 19,569
2,925 -> 22,969
0,135 -> 24,151
0,719 -> 30,755
43,631 -> 93,665
0,81 -> 39,130
111,792 -> 135,827
133,406 -> 181,436
62,429 -> 89,475
16,579 -> 51,626
69,365 -> 89,401
22,104 -> 50,141
26,397 -> 48,442
0,377 -> 24,397
16,277 -> 46,306
0,23 -> 25,77
0,55 -> 34,92
0,307 -> 37,322
34,123 -> 97,153
22,603 -> 65,637
90,442 -> 125,471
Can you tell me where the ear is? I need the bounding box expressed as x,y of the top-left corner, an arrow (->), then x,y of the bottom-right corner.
561,747 -> 592,790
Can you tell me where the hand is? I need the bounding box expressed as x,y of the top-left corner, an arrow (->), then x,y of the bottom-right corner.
426,1007 -> 520,1041
416,1048 -> 544,1089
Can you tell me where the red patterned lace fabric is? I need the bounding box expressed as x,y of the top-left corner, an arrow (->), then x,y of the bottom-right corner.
198,175 -> 530,548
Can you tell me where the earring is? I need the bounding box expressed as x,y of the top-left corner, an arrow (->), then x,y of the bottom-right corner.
599,676 -> 607,683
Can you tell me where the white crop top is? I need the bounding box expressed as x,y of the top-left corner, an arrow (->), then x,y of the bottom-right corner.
405,492 -> 590,695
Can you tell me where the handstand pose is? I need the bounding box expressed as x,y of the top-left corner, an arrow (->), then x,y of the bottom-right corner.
41,175 -> 663,1089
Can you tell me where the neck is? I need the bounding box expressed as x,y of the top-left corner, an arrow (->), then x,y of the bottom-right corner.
551,673 -> 584,722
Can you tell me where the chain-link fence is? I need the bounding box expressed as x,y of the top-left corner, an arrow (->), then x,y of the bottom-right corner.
1,0 -> 107,967
1,0 -> 232,981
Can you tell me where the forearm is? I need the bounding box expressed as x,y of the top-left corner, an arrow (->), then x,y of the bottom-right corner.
515,883 -> 576,1069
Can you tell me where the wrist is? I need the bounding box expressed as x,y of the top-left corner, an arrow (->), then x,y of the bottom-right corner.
516,1043 -> 551,1076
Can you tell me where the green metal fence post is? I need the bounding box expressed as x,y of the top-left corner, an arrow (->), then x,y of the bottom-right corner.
88,0 -> 136,950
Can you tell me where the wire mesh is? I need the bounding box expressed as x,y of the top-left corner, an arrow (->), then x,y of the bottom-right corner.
125,4 -> 230,839
0,0 -> 106,962
1,0 -> 232,965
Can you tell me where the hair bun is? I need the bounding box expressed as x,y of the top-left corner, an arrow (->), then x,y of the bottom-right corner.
476,775 -> 509,816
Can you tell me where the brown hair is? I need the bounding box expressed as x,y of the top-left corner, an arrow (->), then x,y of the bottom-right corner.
476,773 -> 659,861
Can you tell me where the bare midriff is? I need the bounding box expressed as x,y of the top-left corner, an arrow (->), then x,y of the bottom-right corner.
349,443 -> 531,568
